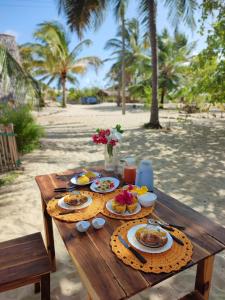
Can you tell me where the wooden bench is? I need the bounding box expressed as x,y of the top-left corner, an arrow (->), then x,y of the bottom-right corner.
0,232 -> 51,299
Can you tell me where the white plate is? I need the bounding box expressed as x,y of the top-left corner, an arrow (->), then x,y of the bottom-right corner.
70,172 -> 100,186
106,199 -> 141,216
127,224 -> 173,254
58,195 -> 92,210
90,177 -> 120,193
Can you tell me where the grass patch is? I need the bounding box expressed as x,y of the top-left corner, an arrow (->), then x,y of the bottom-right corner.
0,171 -> 22,187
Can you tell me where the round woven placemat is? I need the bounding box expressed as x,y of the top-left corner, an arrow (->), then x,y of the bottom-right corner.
110,219 -> 193,273
101,188 -> 154,220
47,191 -> 105,222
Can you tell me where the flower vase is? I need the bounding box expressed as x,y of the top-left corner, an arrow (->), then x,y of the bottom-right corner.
104,144 -> 119,171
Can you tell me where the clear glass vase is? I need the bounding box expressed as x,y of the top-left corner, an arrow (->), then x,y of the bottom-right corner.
104,144 -> 119,172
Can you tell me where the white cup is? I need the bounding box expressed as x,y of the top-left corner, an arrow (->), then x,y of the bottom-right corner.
138,192 -> 157,207
76,221 -> 90,232
92,218 -> 106,229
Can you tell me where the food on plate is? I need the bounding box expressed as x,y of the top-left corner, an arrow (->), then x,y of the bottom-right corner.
135,226 -> 167,248
84,171 -> 97,180
123,185 -> 148,196
77,175 -> 90,185
64,193 -> 88,206
95,179 -> 115,191
112,190 -> 138,214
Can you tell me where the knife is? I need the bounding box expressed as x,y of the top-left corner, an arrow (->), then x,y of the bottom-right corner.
58,210 -> 77,215
118,235 -> 147,264
169,232 -> 184,246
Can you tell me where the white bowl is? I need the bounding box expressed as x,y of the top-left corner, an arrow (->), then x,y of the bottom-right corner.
76,221 -> 90,232
92,218 -> 106,229
138,192 -> 157,207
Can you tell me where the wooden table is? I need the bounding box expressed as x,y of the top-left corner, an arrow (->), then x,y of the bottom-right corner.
36,168 -> 225,300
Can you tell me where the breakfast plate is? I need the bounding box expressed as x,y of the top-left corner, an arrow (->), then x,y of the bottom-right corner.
90,177 -> 120,193
70,171 -> 100,186
106,199 -> 141,216
127,224 -> 173,254
58,195 -> 92,210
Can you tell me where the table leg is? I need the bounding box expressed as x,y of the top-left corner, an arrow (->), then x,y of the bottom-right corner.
41,196 -> 56,272
87,293 -> 93,300
195,255 -> 215,300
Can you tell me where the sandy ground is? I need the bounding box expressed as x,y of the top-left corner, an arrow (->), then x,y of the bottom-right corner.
0,103 -> 225,300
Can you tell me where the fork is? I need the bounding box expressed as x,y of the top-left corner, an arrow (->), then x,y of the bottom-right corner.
54,185 -> 76,192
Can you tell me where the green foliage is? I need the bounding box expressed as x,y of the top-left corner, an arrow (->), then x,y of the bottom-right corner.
20,21 -> 101,107
67,87 -> 101,102
0,171 -> 21,188
0,45 -> 41,105
0,105 -> 44,153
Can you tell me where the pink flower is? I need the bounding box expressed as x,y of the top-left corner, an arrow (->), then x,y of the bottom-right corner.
115,193 -> 126,205
115,190 -> 134,205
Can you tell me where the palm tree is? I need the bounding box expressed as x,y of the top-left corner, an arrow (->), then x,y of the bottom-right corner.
115,0 -> 128,114
158,29 -> 195,108
0,45 -> 41,105
57,0 -> 197,125
21,21 -> 101,107
105,18 -> 150,103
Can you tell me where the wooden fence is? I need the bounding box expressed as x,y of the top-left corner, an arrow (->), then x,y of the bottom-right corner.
0,124 -> 20,173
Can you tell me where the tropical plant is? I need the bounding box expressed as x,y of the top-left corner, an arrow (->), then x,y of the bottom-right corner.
105,18 -> 150,104
0,104 -> 44,153
0,45 -> 41,105
20,21 -> 101,107
158,29 -> 195,108
57,0 -> 197,127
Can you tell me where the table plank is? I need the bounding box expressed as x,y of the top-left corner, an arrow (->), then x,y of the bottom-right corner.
35,169 -> 225,300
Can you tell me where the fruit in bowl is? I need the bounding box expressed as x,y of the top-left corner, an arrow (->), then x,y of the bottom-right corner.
112,190 -> 138,214
84,171 -> 97,180
95,179 -> 115,191
77,175 -> 90,185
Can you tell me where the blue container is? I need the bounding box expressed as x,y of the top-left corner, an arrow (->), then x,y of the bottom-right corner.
135,160 -> 154,192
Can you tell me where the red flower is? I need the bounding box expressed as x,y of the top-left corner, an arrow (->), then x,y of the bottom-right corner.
109,139 -> 117,146
105,129 -> 110,136
99,129 -> 106,137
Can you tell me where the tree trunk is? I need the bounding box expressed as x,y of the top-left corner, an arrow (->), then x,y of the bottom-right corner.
61,74 -> 66,108
121,12 -> 126,115
117,85 -> 121,107
145,0 -> 162,129
160,87 -> 166,109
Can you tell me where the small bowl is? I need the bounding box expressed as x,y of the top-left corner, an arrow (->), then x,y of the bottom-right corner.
76,221 -> 90,232
138,192 -> 157,207
92,218 -> 106,229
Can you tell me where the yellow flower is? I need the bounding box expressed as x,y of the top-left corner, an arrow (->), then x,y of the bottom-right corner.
133,186 -> 148,195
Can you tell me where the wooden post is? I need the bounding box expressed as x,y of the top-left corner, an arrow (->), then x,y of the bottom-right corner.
41,273 -> 50,300
41,196 -> 56,272
195,256 -> 215,300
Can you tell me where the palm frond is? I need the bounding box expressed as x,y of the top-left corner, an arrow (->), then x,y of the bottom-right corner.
0,45 -> 41,104
58,0 -> 108,38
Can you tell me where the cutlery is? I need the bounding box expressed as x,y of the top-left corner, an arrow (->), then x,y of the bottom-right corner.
118,235 -> 147,264
169,232 -> 184,246
148,218 -> 185,231
54,185 -> 76,192
59,210 -> 80,215
148,219 -> 184,246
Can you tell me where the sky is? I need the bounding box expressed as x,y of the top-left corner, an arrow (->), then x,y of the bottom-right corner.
0,0 -> 211,89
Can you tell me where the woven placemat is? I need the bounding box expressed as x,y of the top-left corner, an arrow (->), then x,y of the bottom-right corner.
47,191 -> 105,222
101,188 -> 154,220
110,219 -> 193,273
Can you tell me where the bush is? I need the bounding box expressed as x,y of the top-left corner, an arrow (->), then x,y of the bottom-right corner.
0,105 -> 44,153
